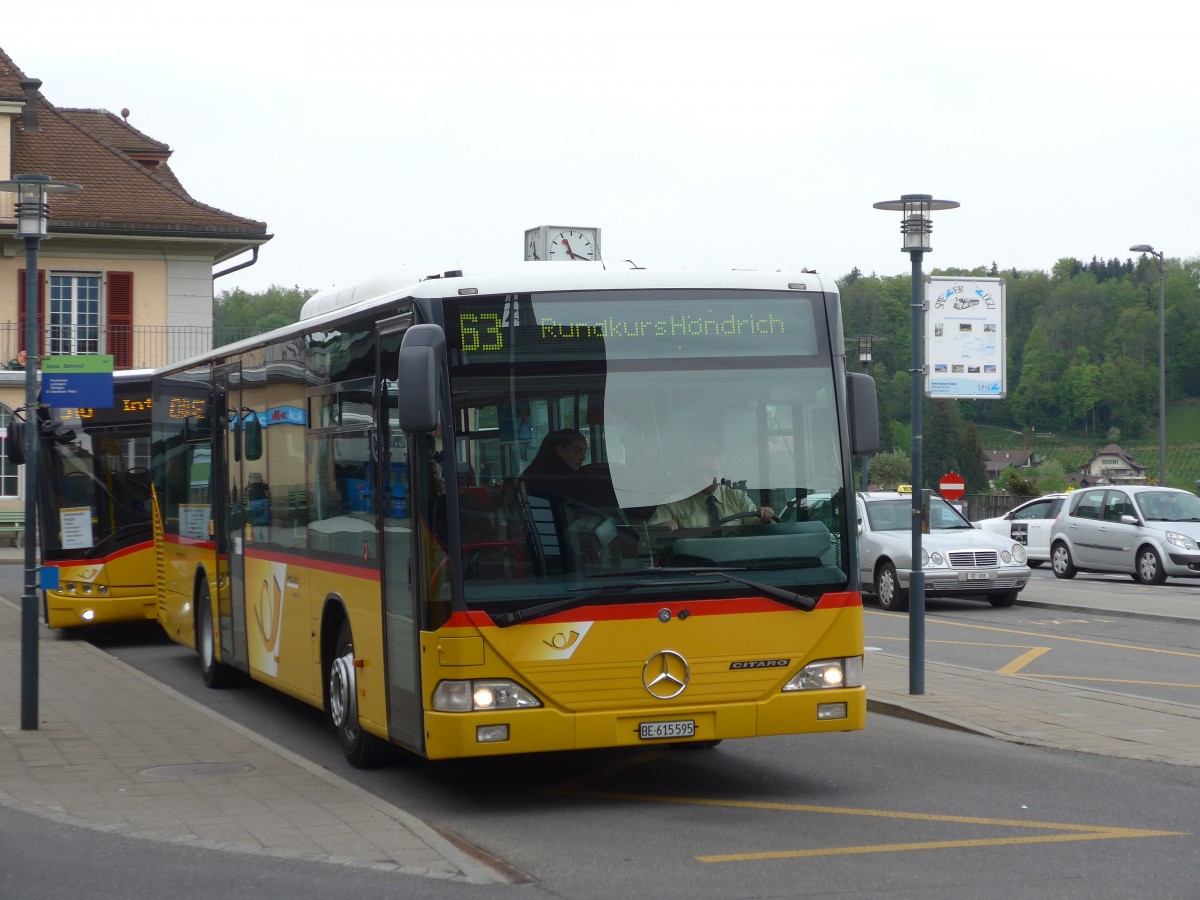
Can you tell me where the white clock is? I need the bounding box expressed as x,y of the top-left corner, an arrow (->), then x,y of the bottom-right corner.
524,226 -> 601,262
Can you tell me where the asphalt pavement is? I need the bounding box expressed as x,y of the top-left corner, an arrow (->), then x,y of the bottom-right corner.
2,546 -> 1199,884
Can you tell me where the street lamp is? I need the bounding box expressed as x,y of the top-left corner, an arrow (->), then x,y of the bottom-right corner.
873,193 -> 959,695
1130,244 -> 1166,486
0,174 -> 82,731
853,330 -> 886,488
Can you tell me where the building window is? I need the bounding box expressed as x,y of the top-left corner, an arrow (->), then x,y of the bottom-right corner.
0,406 -> 20,498
49,273 -> 102,356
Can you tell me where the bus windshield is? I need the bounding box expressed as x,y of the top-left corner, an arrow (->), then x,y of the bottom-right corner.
440,289 -> 850,616
38,398 -> 153,560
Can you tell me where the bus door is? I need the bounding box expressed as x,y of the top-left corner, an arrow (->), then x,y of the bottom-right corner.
214,363 -> 249,670
377,318 -> 425,752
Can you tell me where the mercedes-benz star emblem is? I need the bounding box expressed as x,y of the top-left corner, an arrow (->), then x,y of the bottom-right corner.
642,650 -> 690,700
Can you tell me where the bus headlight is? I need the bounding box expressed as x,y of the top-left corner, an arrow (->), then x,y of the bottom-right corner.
432,679 -> 542,712
782,657 -> 863,692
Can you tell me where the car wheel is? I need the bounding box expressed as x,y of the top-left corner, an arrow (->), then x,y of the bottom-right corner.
1135,546 -> 1167,586
327,619 -> 391,768
1050,542 -> 1077,579
987,591 -> 1019,607
876,561 -> 908,612
198,579 -> 243,688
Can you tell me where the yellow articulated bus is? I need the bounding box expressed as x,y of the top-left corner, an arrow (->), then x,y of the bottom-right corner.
31,370 -> 155,629
150,263 -> 878,765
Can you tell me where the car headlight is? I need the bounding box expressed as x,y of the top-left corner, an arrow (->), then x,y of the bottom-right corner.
920,549 -> 946,567
782,657 -> 863,691
1165,531 -> 1199,551
1002,543 -> 1027,564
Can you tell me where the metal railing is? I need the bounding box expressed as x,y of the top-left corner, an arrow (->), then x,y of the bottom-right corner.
0,322 -> 258,371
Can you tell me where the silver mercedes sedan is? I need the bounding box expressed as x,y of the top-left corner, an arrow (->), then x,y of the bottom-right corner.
857,489 -> 1030,611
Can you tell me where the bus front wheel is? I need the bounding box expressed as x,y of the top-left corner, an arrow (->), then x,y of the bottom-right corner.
327,619 -> 390,768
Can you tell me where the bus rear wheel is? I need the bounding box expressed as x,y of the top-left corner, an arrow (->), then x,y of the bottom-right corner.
198,580 -> 243,688
327,619 -> 390,768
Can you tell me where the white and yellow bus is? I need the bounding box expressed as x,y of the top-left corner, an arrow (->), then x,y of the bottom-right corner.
151,262 -> 877,765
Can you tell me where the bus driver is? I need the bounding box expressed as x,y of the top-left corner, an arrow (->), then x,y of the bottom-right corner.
648,445 -> 775,531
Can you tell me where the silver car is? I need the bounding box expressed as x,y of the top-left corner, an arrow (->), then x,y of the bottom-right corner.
974,493 -> 1068,568
1049,485 -> 1200,584
857,490 -> 1030,611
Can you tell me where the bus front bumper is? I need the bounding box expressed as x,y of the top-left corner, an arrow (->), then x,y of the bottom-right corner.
421,686 -> 865,760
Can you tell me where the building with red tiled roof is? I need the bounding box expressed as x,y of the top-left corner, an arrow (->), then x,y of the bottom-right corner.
1,44 -> 270,512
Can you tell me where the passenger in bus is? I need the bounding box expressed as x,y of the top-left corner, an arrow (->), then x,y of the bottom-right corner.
521,429 -> 587,495
520,428 -> 621,513
524,429 -> 587,477
648,446 -> 775,531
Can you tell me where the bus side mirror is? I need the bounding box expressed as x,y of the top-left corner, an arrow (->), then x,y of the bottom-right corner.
243,413 -> 263,461
396,324 -> 446,433
5,417 -> 24,466
847,372 -> 879,456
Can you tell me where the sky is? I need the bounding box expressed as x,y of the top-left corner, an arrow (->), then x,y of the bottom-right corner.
16,0 -> 1200,296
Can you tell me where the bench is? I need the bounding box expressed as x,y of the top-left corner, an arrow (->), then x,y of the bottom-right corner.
0,511 -> 25,547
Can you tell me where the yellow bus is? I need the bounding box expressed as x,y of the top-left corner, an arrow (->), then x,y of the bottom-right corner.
33,370 -> 155,629
151,263 -> 877,765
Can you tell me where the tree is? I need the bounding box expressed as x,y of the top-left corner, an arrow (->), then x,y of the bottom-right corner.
1029,459 -> 1067,493
959,422 -> 990,493
214,284 -> 318,345
997,468 -> 1039,497
923,400 -> 961,487
1061,347 -> 1102,434
867,450 -> 911,489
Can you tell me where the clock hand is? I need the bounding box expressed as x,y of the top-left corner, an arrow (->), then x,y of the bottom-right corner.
562,238 -> 587,260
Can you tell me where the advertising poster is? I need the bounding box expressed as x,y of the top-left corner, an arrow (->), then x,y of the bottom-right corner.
925,276 -> 1006,399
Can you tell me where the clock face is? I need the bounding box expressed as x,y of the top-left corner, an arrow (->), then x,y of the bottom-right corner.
525,232 -> 542,261
547,229 -> 598,261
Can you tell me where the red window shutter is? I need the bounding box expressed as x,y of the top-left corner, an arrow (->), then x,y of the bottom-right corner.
106,271 -> 134,369
16,268 -> 47,358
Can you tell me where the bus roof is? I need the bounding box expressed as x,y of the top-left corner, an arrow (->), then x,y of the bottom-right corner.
162,263 -> 835,375
300,262 -> 835,321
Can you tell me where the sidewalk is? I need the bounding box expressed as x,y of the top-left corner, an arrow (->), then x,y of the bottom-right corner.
0,592 -> 508,884
2,581 -> 1198,883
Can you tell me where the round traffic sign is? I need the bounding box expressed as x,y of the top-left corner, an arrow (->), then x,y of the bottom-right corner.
939,472 -> 965,501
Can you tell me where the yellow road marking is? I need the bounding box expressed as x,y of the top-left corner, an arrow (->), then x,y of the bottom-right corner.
1018,674 -> 1200,688
867,609 -> 1200,687
545,779 -> 1186,862
698,828 -> 1183,862
866,609 -> 1200,660
998,646 -> 1051,674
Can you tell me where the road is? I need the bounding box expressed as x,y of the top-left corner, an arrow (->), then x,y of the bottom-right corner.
3,563 -> 1200,899
864,568 -> 1200,707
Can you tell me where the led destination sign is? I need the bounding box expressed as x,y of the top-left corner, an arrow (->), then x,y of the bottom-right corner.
451,293 -> 819,362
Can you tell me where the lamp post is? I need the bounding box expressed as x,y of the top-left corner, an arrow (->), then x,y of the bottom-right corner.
0,174 -> 82,730
1130,244 -> 1166,486
858,335 -> 873,488
873,194 -> 959,695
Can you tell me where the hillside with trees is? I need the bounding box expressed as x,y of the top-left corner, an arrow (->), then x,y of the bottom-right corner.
841,253 -> 1200,490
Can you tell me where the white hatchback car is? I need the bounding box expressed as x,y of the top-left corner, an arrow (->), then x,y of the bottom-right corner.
1049,485 -> 1200,584
857,490 -> 1030,611
974,493 -> 1068,568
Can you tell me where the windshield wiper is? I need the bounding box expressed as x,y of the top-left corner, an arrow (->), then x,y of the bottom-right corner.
647,567 -> 818,611
491,566 -> 821,628
491,585 -> 638,628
